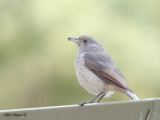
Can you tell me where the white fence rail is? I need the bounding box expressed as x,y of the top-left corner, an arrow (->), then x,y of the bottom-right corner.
0,98 -> 160,120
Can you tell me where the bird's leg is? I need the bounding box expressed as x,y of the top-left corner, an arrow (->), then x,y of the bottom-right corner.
89,92 -> 105,103
97,93 -> 106,103
79,92 -> 104,107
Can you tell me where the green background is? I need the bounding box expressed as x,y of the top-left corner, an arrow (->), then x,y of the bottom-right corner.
0,0 -> 160,110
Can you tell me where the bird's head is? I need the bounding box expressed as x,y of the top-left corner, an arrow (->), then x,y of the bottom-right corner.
68,35 -> 103,52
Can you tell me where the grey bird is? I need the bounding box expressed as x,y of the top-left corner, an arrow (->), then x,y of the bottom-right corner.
68,35 -> 139,107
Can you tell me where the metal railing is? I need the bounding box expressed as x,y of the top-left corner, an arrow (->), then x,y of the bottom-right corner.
0,98 -> 160,120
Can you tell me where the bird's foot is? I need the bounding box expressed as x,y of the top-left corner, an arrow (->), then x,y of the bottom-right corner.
78,101 -> 93,107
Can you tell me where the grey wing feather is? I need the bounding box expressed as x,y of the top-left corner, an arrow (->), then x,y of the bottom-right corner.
84,51 -> 133,92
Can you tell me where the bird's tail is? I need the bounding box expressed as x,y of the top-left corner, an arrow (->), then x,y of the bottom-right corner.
126,90 -> 140,100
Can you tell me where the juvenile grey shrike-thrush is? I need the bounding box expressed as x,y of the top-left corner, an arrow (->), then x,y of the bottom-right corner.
68,35 -> 139,107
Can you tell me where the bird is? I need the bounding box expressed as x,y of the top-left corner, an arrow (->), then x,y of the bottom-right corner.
68,35 -> 139,107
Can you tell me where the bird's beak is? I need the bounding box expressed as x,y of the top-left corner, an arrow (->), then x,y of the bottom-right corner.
67,37 -> 78,43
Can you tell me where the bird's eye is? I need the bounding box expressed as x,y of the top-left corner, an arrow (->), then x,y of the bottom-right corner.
83,39 -> 87,43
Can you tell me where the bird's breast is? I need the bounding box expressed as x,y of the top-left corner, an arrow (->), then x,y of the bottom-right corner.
74,53 -> 106,95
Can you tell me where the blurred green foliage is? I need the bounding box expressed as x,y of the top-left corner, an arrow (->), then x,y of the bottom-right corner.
0,0 -> 160,110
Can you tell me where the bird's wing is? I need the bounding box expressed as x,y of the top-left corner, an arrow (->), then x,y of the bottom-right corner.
84,51 -> 133,92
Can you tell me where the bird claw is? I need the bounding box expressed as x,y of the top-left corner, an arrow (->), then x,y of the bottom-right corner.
78,101 -> 93,107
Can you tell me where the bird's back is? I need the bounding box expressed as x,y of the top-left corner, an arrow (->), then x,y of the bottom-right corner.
84,49 -> 133,92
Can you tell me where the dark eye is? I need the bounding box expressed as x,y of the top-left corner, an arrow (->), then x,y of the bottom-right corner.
83,39 -> 87,42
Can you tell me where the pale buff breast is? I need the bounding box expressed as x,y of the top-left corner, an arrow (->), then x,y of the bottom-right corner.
74,52 -> 107,95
